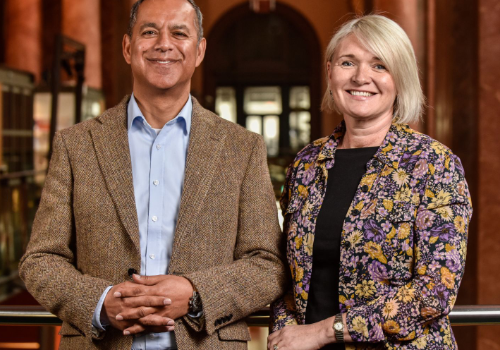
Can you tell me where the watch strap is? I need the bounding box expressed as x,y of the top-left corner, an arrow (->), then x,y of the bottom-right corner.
333,313 -> 345,343
188,290 -> 203,314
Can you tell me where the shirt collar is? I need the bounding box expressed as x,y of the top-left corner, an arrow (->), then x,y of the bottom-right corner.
127,93 -> 192,136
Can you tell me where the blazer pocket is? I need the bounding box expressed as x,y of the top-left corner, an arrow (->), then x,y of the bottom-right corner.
218,321 -> 251,342
59,322 -> 84,337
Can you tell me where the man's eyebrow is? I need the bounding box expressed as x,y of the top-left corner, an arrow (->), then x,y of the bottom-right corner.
170,24 -> 190,32
139,22 -> 159,31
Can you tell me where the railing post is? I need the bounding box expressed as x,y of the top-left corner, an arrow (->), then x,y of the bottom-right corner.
40,326 -> 56,350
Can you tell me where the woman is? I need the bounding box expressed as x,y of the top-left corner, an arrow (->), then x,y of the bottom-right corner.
269,15 -> 472,350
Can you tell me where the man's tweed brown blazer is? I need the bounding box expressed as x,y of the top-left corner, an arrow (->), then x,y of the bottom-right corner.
19,96 -> 286,349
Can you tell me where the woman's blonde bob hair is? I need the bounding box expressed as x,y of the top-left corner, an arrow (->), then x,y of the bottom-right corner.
321,15 -> 424,124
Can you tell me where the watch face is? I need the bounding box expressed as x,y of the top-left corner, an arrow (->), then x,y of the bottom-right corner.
334,322 -> 343,331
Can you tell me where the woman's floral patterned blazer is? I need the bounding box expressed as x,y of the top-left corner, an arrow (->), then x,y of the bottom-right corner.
271,122 -> 472,350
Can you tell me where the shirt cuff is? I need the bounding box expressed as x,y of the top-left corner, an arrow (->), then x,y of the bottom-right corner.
92,286 -> 113,331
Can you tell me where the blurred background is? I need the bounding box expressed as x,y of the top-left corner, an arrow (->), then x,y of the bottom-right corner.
0,0 -> 499,349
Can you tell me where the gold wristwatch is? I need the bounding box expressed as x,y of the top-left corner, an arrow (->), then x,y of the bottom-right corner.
333,313 -> 344,342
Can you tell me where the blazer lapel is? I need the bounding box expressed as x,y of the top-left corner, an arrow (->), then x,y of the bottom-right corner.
90,96 -> 140,254
170,99 -> 226,260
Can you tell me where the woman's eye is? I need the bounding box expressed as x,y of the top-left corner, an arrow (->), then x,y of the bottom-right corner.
374,64 -> 387,70
340,61 -> 354,67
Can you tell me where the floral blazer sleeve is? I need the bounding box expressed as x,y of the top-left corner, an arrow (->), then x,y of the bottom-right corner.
271,123 -> 472,350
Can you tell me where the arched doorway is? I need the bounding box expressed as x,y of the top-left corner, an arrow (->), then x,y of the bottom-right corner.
203,2 -> 322,197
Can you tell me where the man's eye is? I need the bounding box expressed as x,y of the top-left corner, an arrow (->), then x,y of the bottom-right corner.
142,30 -> 156,36
174,32 -> 187,37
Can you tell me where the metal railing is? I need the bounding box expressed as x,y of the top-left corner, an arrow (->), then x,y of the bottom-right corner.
1,305 -> 500,327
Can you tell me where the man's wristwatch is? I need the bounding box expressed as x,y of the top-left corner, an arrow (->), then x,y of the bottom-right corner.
333,313 -> 345,343
188,290 -> 203,314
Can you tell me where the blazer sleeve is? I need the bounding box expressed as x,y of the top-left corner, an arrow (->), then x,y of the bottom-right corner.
19,132 -> 111,340
345,152 -> 472,344
183,134 -> 287,336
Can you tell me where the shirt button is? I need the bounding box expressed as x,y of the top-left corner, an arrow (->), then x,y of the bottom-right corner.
153,180 -> 159,186
361,185 -> 369,192
156,144 -> 162,150
149,254 -> 155,260
152,216 -> 158,222
373,160 -> 380,167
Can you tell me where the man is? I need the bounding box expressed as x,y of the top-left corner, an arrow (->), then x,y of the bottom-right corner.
19,0 -> 286,348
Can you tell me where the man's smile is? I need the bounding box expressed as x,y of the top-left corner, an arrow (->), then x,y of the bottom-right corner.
147,58 -> 180,65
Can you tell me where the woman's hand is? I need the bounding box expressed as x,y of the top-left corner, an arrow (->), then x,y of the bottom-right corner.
267,319 -> 336,350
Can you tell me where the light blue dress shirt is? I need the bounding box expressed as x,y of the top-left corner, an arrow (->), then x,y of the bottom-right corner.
92,94 -> 192,350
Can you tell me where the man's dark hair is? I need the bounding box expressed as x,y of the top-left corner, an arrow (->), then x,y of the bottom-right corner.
128,0 -> 204,43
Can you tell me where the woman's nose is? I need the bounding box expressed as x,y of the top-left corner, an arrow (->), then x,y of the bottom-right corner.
352,65 -> 371,85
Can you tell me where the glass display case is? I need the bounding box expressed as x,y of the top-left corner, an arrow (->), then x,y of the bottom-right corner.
0,67 -> 37,301
33,86 -> 105,185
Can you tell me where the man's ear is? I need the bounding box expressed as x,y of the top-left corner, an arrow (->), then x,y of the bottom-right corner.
195,38 -> 207,68
123,34 -> 132,65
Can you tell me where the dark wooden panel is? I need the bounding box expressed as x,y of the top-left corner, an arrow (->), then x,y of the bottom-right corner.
0,0 -> 5,64
41,0 -> 62,78
433,0 -> 479,348
100,0 -> 133,108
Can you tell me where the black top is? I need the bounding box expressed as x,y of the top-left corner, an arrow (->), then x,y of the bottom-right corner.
305,147 -> 378,350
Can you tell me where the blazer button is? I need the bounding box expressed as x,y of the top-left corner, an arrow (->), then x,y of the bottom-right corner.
351,209 -> 360,216
341,241 -> 351,249
361,185 -> 369,193
373,160 -> 380,167
128,268 -> 137,277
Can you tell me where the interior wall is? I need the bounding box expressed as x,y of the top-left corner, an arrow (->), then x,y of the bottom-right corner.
3,0 -> 42,82
477,0 -> 500,348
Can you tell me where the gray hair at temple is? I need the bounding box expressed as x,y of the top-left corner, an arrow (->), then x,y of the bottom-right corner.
128,0 -> 204,43
321,15 -> 424,124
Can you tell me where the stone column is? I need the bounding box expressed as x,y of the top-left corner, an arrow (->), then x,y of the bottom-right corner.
4,0 -> 42,82
61,0 -> 101,89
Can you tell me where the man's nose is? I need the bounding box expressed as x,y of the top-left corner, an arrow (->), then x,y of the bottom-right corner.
154,32 -> 173,51
352,64 -> 372,85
